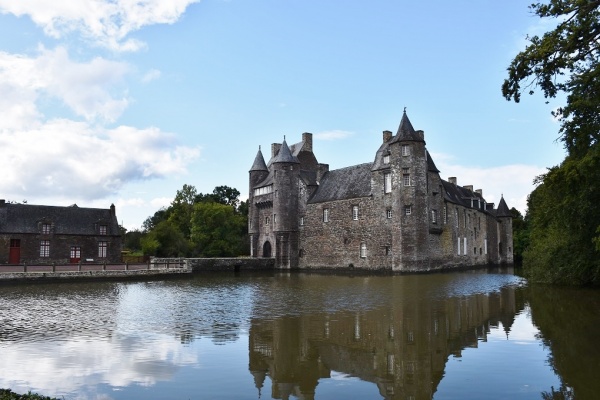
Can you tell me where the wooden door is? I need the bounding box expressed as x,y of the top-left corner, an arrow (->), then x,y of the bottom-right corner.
70,246 -> 81,264
9,239 -> 20,264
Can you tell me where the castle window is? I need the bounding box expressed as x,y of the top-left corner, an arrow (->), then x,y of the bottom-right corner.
457,238 -> 461,255
383,154 -> 390,164
404,205 -> 412,216
384,172 -> 392,193
265,216 -> 270,226
443,204 -> 447,224
431,209 -> 437,224
254,185 -> 273,196
40,240 -> 50,257
386,209 -> 392,219
385,245 -> 391,255
300,216 -> 304,226
98,241 -> 108,258
99,225 -> 107,235
274,214 -> 277,225
402,168 -> 411,186
360,242 -> 367,258
402,145 -> 410,156
455,208 -> 459,228
474,247 -> 477,254
323,208 -> 329,222
484,239 -> 488,254
463,237 -> 467,255
42,223 -> 51,234
352,205 -> 359,220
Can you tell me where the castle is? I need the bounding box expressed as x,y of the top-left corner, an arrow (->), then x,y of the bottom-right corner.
248,111 -> 513,271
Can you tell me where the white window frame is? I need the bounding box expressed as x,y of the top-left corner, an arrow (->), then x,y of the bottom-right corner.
383,154 -> 390,164
98,241 -> 108,258
360,242 -> 367,258
384,172 -> 392,193
431,209 -> 437,224
404,205 -> 412,216
99,225 -> 107,235
323,208 -> 329,222
386,209 -> 392,219
402,145 -> 410,156
352,205 -> 359,221
42,223 -> 51,234
40,240 -> 50,257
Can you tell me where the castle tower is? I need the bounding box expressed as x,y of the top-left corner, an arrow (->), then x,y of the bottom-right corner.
248,147 -> 269,257
495,196 -> 513,264
271,139 -> 300,268
389,111 -> 430,271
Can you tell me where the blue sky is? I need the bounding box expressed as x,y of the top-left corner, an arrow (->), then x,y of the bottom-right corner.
0,1 -> 565,230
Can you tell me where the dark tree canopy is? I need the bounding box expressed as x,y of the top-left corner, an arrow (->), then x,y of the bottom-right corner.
504,1 -> 600,285
502,0 -> 600,155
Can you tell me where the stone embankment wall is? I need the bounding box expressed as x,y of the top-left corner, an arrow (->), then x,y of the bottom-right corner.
0,268 -> 190,283
181,257 -> 275,272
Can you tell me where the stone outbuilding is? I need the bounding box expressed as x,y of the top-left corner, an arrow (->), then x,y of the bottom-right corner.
248,111 -> 513,271
0,200 -> 122,265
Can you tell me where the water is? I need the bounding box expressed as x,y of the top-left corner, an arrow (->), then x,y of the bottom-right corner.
0,268 -> 598,399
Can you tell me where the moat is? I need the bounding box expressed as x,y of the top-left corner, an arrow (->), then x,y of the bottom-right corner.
1,268 -> 598,399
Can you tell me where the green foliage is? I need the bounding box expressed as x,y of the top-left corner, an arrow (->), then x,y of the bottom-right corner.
504,1 -> 600,285
0,389 -> 60,400
523,147 -> 600,285
141,184 -> 248,257
123,228 -> 144,252
190,202 -> 247,257
510,207 -> 529,264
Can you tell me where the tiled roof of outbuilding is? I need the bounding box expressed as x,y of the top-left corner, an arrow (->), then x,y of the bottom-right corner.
308,163 -> 373,203
0,203 -> 120,235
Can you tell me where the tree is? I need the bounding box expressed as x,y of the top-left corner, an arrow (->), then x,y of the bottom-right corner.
141,220 -> 189,257
190,202 -> 247,257
504,1 -> 600,285
510,207 -> 529,265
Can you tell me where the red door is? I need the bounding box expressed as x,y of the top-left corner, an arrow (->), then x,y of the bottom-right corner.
70,246 -> 81,264
9,239 -> 20,264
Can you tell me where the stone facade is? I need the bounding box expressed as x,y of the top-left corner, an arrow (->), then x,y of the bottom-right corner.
0,200 -> 122,265
248,112 -> 513,271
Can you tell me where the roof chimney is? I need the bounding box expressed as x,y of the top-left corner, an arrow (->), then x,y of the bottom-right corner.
302,132 -> 313,152
0,199 -> 5,207
448,177 -> 457,185
463,185 -> 474,192
271,143 -> 282,159
383,130 -> 392,143
475,189 -> 482,196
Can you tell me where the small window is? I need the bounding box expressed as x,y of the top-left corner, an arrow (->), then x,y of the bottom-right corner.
443,205 -> 447,224
273,214 -> 277,225
385,246 -> 391,256
384,172 -> 392,193
404,205 -> 412,216
99,225 -> 107,235
402,145 -> 410,156
402,169 -> 411,186
40,240 -> 50,257
386,209 -> 392,219
431,209 -> 437,224
300,216 -> 304,226
42,223 -> 51,234
323,208 -> 329,222
265,216 -> 270,226
360,242 -> 367,258
352,205 -> 359,221
383,154 -> 390,164
70,246 -> 81,259
98,241 -> 108,258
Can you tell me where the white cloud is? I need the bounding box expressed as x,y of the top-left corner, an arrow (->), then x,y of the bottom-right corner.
151,197 -> 174,208
142,68 -> 161,83
0,0 -> 200,52
314,129 -> 354,141
432,152 -> 545,215
0,120 -> 200,202
0,46 -> 130,124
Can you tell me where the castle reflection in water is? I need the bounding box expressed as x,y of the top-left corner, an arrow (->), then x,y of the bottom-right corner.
248,275 -> 522,400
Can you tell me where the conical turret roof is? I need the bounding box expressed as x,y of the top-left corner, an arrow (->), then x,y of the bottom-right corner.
272,139 -> 299,164
496,196 -> 512,217
390,109 -> 423,143
250,147 -> 268,172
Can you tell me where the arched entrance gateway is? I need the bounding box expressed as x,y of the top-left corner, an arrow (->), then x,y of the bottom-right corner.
262,241 -> 272,258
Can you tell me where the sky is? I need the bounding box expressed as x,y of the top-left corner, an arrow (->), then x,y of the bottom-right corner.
0,1 -> 567,230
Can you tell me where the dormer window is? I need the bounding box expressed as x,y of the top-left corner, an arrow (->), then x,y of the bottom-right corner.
383,154 -> 390,164
99,225 -> 107,235
42,223 -> 51,234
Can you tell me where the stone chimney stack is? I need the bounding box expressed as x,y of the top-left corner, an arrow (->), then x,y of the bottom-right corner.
463,185 -> 474,192
475,189 -> 482,196
383,130 -> 393,142
448,177 -> 457,185
302,132 -> 313,152
416,130 -> 425,141
271,143 -> 282,158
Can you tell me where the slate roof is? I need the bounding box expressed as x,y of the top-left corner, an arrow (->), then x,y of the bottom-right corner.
0,203 -> 120,235
308,163 -> 373,204
250,147 -> 268,172
427,151 -> 440,173
389,110 -> 424,143
441,180 -> 484,208
495,196 -> 512,217
272,139 -> 299,164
